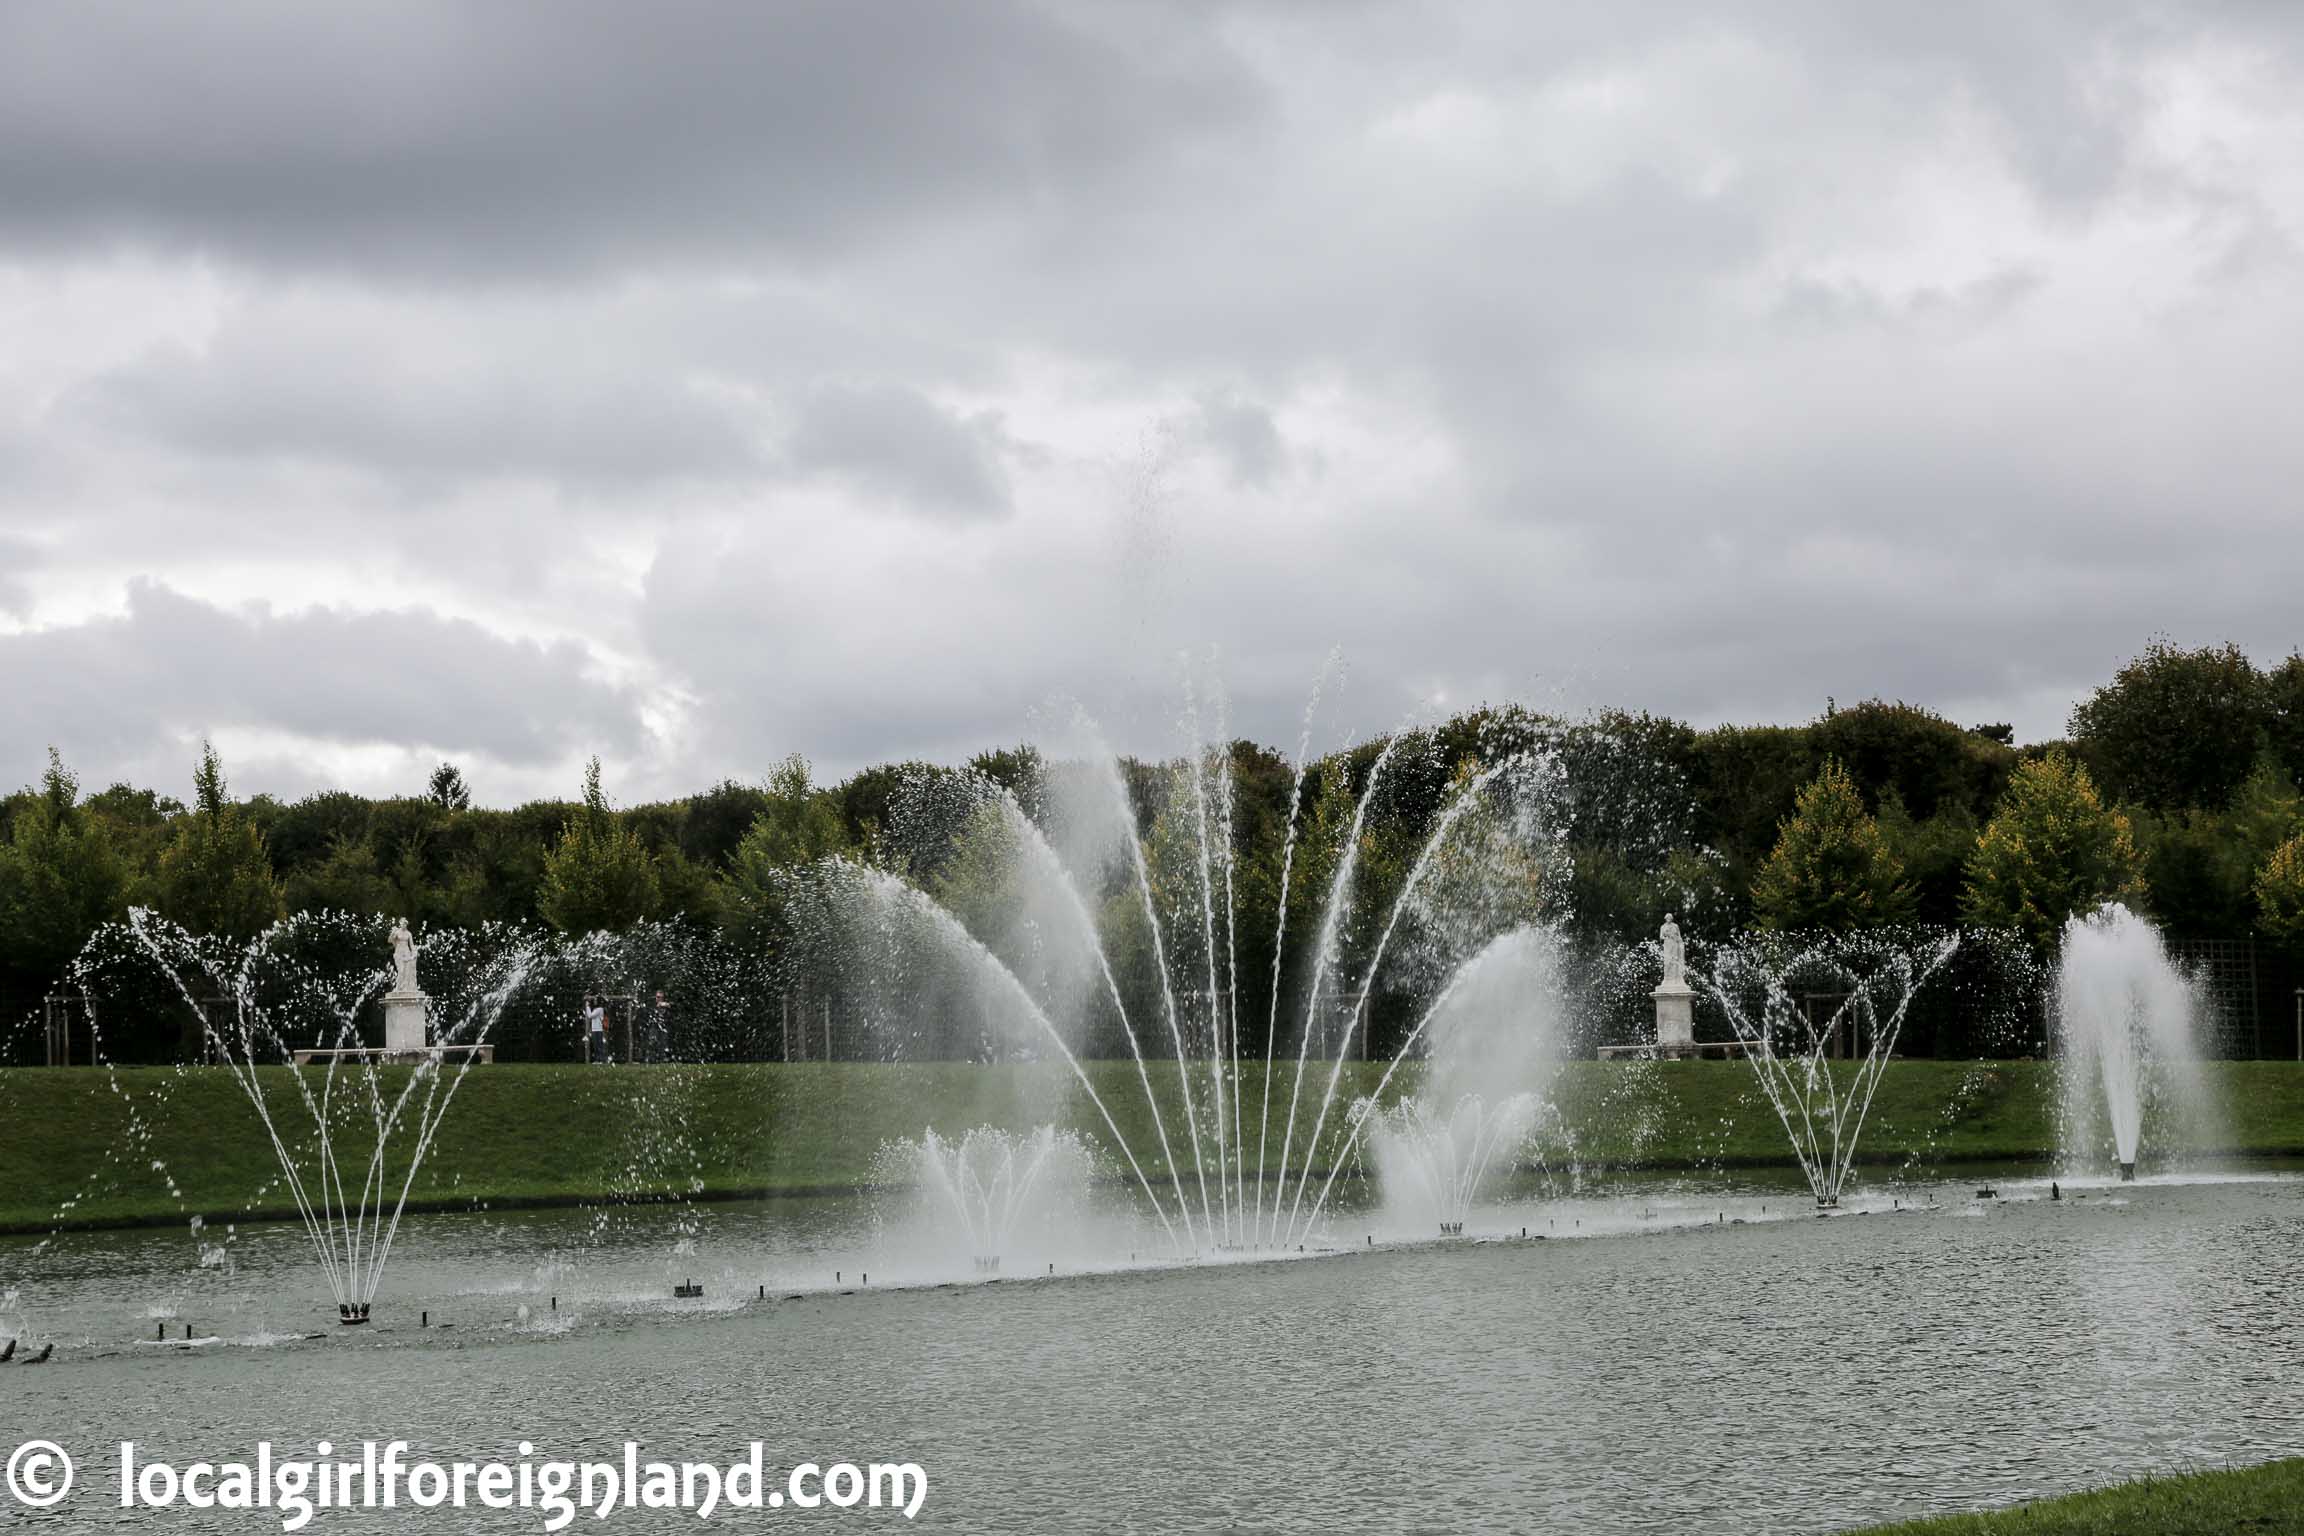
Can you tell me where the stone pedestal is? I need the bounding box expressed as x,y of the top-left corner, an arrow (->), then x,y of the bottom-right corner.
1652,979 -> 1695,1059
383,990 -> 429,1057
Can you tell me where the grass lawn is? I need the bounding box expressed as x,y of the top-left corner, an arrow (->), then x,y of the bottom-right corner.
1852,1459 -> 2304,1534
2,1058 -> 2299,1233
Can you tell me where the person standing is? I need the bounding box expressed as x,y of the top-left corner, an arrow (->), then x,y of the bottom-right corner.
585,995 -> 608,1064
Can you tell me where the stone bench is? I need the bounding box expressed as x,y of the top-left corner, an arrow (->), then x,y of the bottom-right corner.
1595,1039 -> 1750,1061
289,1044 -> 495,1066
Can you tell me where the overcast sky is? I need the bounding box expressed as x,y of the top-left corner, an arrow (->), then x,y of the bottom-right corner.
3,1 -> 2302,807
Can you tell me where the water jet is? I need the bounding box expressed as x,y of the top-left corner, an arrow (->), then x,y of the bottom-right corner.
2057,904 -> 2216,1177
1697,932 -> 1958,1208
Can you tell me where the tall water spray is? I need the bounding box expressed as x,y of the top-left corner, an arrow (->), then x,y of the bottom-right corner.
2057,903 -> 2214,1180
1366,926 -> 1566,1236
800,665 -> 1566,1258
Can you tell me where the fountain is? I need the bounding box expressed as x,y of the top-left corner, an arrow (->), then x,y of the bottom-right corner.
886,1126 -> 1095,1272
80,910 -> 538,1320
1697,931 -> 1958,1207
1370,1093 -> 1539,1238
2056,903 -> 2215,1180
791,665 -> 1568,1258
1365,925 -> 1567,1236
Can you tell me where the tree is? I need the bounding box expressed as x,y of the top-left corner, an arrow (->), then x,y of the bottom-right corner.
968,745 -> 1045,821
2264,653 -> 2304,789
678,780 -> 772,869
2070,639 -> 2267,812
718,757 -> 850,951
426,762 -> 473,813
537,758 -> 660,934
1961,751 -> 2146,950
2254,833 -> 2304,944
1810,699 -> 2014,823
1748,759 -> 1912,929
0,749 -> 129,980
151,742 -> 285,939
2134,756 -> 2303,938
1875,788 -> 1976,928
283,833 -> 395,915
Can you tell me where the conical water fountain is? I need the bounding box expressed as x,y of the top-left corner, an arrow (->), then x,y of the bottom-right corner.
1697,931 -> 1958,1207
80,909 -> 538,1321
2056,903 -> 2215,1181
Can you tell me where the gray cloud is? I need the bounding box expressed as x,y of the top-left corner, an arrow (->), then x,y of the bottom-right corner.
4,1 -> 2304,801
0,536 -> 35,615
785,382 -> 1013,520
0,582 -> 641,794
1188,393 -> 1285,488
0,0 -> 1263,276
78,327 -> 764,490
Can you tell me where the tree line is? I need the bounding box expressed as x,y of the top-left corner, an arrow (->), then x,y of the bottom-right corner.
6,639 -> 2304,1058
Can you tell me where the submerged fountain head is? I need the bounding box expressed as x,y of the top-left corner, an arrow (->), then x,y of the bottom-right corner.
2118,1161 -> 2136,1182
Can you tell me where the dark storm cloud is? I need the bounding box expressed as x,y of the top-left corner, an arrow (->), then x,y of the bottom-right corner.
0,582 -> 641,777
0,0 -> 1264,275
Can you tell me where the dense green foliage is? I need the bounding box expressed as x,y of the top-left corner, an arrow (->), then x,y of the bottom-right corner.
537,758 -> 662,933
1750,759 -> 1912,929
5,1059 -> 2299,1233
9,640 -> 2304,1057
0,750 -> 128,981
2071,639 -> 2271,812
149,743 -> 284,940
1961,753 -> 2145,952
1851,1458 -> 2304,1536
2256,834 -> 2304,943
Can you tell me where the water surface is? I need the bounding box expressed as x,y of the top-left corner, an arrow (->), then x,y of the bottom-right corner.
5,1171 -> 2300,1532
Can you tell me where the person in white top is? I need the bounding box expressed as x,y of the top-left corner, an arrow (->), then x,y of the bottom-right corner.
585,996 -> 608,1064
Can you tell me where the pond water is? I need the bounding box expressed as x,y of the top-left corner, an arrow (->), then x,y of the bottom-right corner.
5,1168 -> 2301,1532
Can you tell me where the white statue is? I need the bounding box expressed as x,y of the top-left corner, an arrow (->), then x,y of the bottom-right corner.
389,917 -> 420,994
1659,913 -> 1686,986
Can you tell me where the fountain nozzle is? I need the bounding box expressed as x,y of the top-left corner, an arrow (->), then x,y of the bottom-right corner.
2117,1162 -> 2136,1182
338,1302 -> 371,1327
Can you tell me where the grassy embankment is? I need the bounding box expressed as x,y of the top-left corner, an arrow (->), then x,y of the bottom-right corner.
1850,1458 -> 2304,1535
2,1058 -> 2300,1233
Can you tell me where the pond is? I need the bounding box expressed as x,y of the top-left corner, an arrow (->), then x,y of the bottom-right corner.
6,1168 -> 2301,1532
